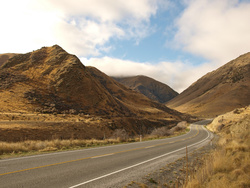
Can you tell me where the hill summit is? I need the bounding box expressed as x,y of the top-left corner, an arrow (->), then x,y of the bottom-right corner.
1,45 -> 112,114
0,45 -> 189,122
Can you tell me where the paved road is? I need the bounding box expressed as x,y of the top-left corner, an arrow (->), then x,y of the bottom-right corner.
0,120 -> 213,188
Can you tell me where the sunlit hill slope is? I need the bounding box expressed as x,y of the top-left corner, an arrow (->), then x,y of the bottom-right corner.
167,52 -> 250,117
0,45 -> 194,141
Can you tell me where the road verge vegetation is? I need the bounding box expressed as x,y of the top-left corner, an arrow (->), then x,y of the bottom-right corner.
185,106 -> 250,188
0,121 -> 189,159
126,106 -> 249,188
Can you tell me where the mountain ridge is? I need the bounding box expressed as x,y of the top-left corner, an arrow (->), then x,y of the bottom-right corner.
113,75 -> 178,103
167,52 -> 250,117
0,45 -> 191,121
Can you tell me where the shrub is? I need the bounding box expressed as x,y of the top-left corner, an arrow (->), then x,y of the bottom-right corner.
111,129 -> 128,142
150,127 -> 172,138
171,121 -> 187,132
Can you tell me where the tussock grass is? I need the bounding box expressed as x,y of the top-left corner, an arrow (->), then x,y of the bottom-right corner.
185,108 -> 250,188
0,122 -> 189,158
185,144 -> 250,188
123,109 -> 249,188
0,139 -> 121,156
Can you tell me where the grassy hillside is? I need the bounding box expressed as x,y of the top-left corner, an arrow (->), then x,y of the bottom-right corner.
186,106 -> 250,188
0,45 -> 195,143
167,52 -> 250,117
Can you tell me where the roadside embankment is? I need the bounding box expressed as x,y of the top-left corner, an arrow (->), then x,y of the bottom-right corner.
0,121 -> 189,159
185,106 -> 250,188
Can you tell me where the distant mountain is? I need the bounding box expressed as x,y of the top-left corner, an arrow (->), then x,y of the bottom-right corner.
0,45 -> 190,122
167,52 -> 250,117
113,76 -> 178,103
0,53 -> 18,67
86,67 -> 183,118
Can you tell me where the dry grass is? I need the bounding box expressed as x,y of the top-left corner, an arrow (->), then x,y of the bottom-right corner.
149,121 -> 188,139
0,112 -> 102,124
0,129 -> 188,156
0,138 -> 122,156
185,107 -> 250,188
124,108 -> 249,188
185,144 -> 250,188
0,122 -> 189,158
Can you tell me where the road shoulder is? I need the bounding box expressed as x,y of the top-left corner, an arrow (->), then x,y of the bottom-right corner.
125,134 -> 218,188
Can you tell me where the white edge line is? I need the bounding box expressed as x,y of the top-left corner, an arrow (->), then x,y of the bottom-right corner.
0,124 -> 194,163
69,125 -> 212,188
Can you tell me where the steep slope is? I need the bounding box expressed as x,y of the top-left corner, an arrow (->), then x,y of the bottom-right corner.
87,67 -> 182,117
0,45 -> 121,115
113,76 -> 178,103
0,45 -> 196,141
0,45 -> 188,121
167,52 -> 250,117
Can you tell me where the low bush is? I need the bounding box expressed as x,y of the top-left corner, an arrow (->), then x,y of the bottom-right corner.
111,129 -> 129,142
150,126 -> 173,138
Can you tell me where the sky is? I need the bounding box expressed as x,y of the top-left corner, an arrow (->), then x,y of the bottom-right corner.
1,0 -> 250,92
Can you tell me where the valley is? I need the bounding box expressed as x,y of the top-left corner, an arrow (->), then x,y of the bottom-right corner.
0,45 -> 249,188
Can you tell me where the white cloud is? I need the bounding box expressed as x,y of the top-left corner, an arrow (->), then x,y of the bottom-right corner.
82,57 -> 215,93
79,0 -> 250,93
48,0 -> 157,22
174,0 -> 250,65
3,0 -> 248,93
0,0 -> 159,56
54,18 -> 125,56
0,0 -> 58,53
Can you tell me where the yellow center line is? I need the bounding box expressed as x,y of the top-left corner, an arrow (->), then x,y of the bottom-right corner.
91,153 -> 115,159
0,156 -> 92,176
145,146 -> 155,149
0,125 -> 200,176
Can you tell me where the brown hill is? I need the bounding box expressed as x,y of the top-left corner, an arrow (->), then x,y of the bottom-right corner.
113,76 -> 178,103
1,45 -> 120,115
0,45 -> 179,116
87,67 -> 182,117
0,53 -> 18,67
0,45 -> 192,136
167,52 -> 250,117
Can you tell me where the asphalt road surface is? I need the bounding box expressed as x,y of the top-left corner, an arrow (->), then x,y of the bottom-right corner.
0,120 -> 213,188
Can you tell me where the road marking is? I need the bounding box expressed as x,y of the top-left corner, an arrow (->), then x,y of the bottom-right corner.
0,126 -> 193,163
0,125 -> 201,177
69,126 -> 211,188
0,156 -> 92,176
145,146 -> 155,149
91,153 -> 114,159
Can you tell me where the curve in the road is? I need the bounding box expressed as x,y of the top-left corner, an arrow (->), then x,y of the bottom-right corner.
69,125 -> 212,188
0,120 -> 213,188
